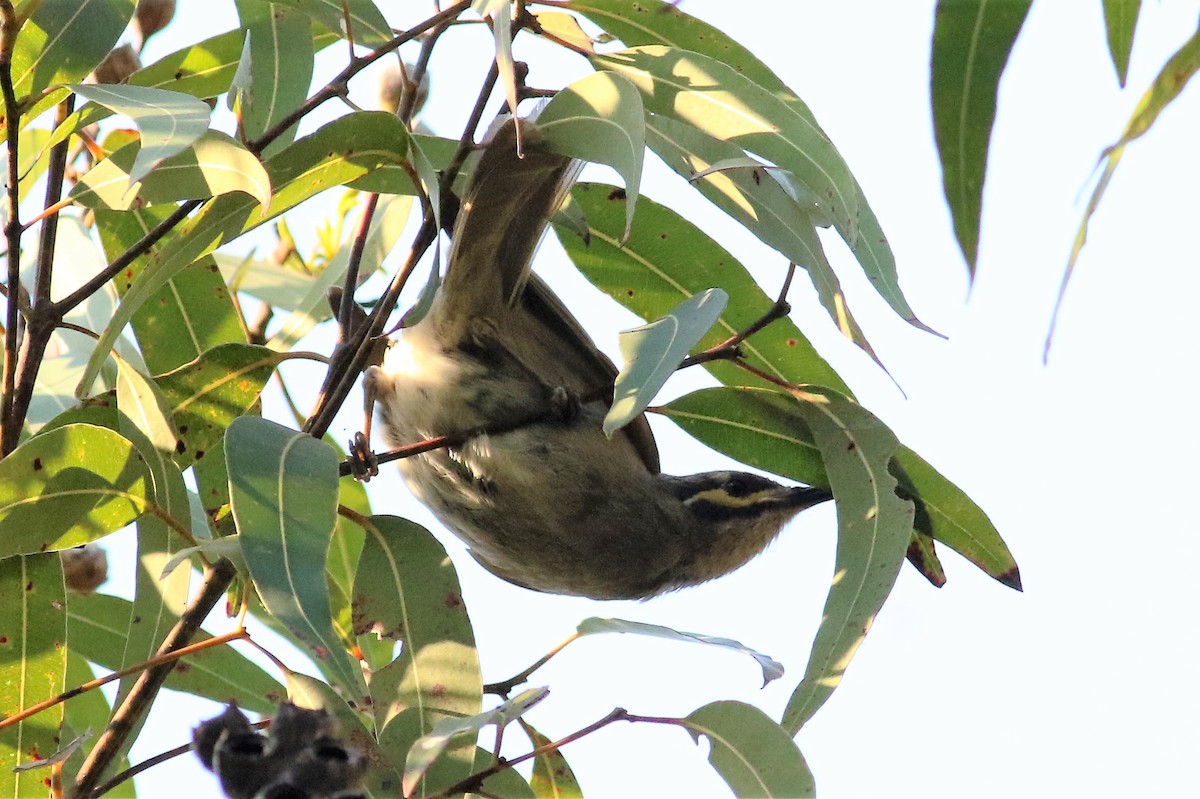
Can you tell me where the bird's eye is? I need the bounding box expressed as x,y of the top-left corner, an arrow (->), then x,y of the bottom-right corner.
724,477 -> 750,498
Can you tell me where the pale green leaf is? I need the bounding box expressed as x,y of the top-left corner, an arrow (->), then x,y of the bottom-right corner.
578,617 -> 783,687
227,417 -> 364,694
67,83 -> 213,184
403,688 -> 549,798
0,424 -> 150,557
781,387 -> 913,731
684,701 -> 814,798
539,70 -> 645,238
71,130 -> 272,210
605,288 -> 726,435
1052,25 -> 1200,358
593,45 -> 858,242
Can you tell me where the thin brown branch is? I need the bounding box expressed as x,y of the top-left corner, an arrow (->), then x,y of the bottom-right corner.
0,626 -> 247,733
1,0 -> 23,455
483,631 -> 583,697
33,96 -> 75,305
336,193 -> 381,335
69,558 -> 240,799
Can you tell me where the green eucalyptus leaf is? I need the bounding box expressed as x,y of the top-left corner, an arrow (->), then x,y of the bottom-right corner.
556,182 -> 847,394
931,0 -> 1032,274
71,130 -> 272,210
1103,0 -> 1141,87
0,424 -> 151,557
781,386 -> 913,732
593,45 -> 858,242
67,83 -> 213,184
68,592 -> 284,713
523,721 -> 583,799
539,70 -> 645,238
270,0 -> 393,47
227,417 -> 364,694
9,0 -> 134,105
235,1 -> 314,154
78,111 -> 412,396
605,288 -> 727,435
0,554 -> 67,798
684,701 -> 814,799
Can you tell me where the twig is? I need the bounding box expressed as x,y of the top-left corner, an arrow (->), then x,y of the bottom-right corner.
70,558 -> 239,799
484,631 -> 583,697
1,0 -> 23,454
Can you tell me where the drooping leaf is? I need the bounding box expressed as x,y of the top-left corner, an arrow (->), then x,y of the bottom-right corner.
77,111 -> 413,396
67,83 -> 213,183
593,45 -> 859,242
684,701 -> 814,799
573,0 -> 932,333
930,0 -> 1032,274
781,387 -> 913,732
8,0 -> 134,106
645,113 -> 897,365
403,688 -> 550,798
556,182 -> 848,394
68,592 -> 284,713
235,0 -> 315,154
0,424 -> 150,558
226,417 -> 364,694
539,70 -> 645,238
577,617 -> 783,687
1103,0 -> 1141,87
72,130 -> 272,210
605,288 -> 727,435
154,343 -> 290,465
0,554 -> 67,798
1052,25 -> 1200,358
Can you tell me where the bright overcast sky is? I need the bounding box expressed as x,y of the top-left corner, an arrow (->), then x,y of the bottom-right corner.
99,2 -> 1200,798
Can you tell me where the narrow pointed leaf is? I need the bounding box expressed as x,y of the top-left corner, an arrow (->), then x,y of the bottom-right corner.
593,45 -> 858,242
0,425 -> 150,557
226,417 -> 364,694
684,701 -> 814,799
931,0 -> 1032,273
605,288 -> 727,435
1051,25 -> 1200,357
540,71 -> 645,238
0,554 -> 67,797
781,387 -> 913,732
1103,0 -> 1141,87
578,617 -> 783,687
523,721 -> 584,799
67,84 -> 213,184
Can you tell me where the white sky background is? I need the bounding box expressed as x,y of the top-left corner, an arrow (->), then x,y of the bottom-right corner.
97,2 -> 1200,798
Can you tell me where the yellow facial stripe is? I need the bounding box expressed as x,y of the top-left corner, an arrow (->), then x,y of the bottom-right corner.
683,487 -> 776,509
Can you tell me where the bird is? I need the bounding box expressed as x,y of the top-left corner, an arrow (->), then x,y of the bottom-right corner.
365,117 -> 832,600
